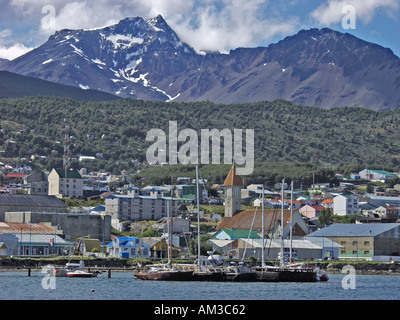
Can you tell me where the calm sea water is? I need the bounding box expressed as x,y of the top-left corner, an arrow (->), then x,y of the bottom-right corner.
0,271 -> 399,301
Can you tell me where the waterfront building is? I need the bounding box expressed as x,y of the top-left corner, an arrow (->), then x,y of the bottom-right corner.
106,236 -> 151,258
0,194 -> 67,222
0,222 -> 74,256
307,223 -> 400,261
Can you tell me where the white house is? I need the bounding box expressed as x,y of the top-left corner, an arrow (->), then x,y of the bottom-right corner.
334,194 -> 359,216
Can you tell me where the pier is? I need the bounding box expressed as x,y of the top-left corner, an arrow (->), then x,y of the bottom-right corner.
0,265 -> 137,278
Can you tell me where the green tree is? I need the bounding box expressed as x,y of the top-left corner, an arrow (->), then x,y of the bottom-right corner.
318,207 -> 332,226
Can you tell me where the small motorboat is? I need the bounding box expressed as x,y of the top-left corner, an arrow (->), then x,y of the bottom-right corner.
67,269 -> 98,278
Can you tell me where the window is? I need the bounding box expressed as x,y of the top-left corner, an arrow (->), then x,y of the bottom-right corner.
352,241 -> 357,245
364,241 -> 370,246
341,241 -> 346,245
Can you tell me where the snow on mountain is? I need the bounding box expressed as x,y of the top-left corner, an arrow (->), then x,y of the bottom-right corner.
2,16 -> 400,109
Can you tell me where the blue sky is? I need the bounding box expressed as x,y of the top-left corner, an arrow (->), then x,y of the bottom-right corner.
0,0 -> 399,60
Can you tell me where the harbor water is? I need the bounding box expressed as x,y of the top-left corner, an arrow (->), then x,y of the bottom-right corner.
0,271 -> 399,300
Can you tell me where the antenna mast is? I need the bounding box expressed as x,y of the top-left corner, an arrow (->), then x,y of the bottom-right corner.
63,118 -> 70,198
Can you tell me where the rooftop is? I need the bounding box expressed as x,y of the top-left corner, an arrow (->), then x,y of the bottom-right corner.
223,165 -> 243,187
308,223 -> 400,237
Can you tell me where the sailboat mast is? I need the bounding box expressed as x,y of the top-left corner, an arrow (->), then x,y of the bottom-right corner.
290,181 -> 294,263
196,166 -> 201,271
280,178 -> 285,266
170,184 -> 173,268
262,187 -> 265,267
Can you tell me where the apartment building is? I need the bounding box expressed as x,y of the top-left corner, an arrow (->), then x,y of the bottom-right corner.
48,168 -> 83,198
333,194 -> 359,216
105,187 -> 178,224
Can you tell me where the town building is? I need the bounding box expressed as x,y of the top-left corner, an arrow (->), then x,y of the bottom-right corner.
21,170 -> 48,195
4,211 -> 112,243
333,194 -> 359,216
0,194 -> 67,222
223,165 -> 243,217
307,223 -> 400,261
106,236 -> 151,258
0,222 -> 74,256
105,189 -> 179,228
48,168 -> 84,198
299,205 -> 323,219
359,169 -> 397,181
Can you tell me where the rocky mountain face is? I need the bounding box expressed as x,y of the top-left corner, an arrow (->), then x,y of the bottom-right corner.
0,58 -> 9,68
2,15 -> 400,110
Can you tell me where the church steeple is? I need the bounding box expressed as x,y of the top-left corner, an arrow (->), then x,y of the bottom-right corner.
223,165 -> 242,217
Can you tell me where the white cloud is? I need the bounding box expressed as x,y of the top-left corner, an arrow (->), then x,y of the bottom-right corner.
311,0 -> 399,25
0,28 -> 33,60
2,0 -> 300,57
171,0 -> 299,52
0,43 -> 33,60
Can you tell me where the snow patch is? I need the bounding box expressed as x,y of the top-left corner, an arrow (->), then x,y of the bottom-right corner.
107,34 -> 144,49
42,59 -> 53,65
92,58 -> 106,65
79,84 -> 90,90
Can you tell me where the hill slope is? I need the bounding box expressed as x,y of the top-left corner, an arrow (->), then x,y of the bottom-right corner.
0,96 -> 400,176
0,71 -> 119,102
2,16 -> 400,110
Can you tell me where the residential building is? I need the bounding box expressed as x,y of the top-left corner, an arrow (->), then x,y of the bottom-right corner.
333,194 -> 359,216
48,168 -> 83,198
105,191 -> 178,227
321,198 -> 334,209
299,205 -> 323,219
106,236 -> 151,258
307,223 -> 400,260
21,170 -> 48,195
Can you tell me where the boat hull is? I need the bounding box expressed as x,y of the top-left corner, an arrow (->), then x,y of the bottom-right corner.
134,270 -> 193,281
67,272 -> 97,278
255,268 -> 317,282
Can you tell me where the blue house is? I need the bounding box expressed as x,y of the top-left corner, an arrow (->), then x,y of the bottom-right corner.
106,236 -> 150,258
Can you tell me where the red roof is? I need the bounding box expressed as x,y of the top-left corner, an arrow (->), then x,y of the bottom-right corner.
6,174 -> 25,178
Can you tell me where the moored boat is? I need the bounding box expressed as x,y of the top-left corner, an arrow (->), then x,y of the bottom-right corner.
134,264 -> 193,281
67,269 -> 98,278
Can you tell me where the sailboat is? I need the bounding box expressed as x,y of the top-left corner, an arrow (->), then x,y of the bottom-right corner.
133,186 -> 193,281
191,166 -> 226,281
253,180 -> 319,282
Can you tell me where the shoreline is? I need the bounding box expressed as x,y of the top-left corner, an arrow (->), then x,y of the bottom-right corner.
2,258 -> 400,275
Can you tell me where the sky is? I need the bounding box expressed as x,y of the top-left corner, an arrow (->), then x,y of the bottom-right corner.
0,0 -> 399,60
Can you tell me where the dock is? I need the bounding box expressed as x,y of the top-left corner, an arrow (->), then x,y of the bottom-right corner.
0,265 -> 138,277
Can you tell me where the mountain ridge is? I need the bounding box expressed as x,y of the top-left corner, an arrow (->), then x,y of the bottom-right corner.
2,15 -> 400,110
0,70 -> 120,102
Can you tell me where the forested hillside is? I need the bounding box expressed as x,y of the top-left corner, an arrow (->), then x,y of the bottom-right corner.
0,96 -> 399,181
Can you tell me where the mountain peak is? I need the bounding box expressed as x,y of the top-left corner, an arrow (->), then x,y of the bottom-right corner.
2,19 -> 400,110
